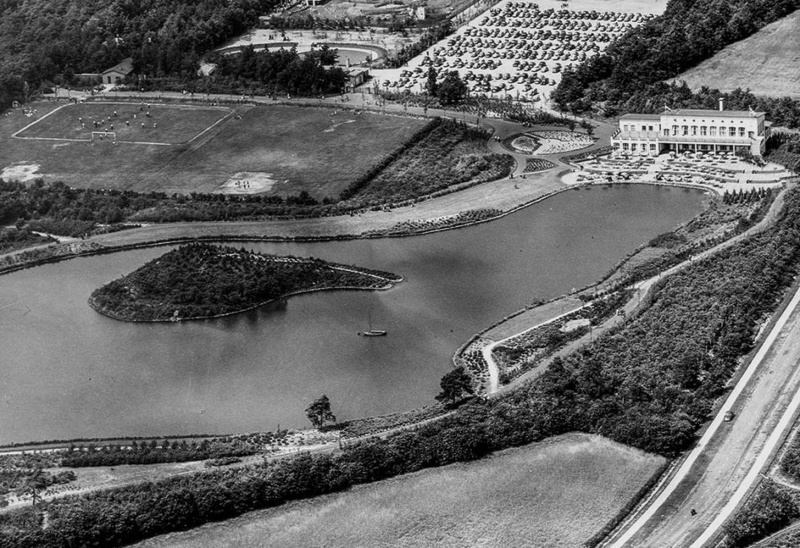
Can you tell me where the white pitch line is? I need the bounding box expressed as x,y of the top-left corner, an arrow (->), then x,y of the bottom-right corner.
186,109 -> 235,144
11,103 -> 72,138
610,282 -> 800,547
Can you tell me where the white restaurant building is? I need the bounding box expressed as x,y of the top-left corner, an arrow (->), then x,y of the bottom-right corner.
610,100 -> 769,156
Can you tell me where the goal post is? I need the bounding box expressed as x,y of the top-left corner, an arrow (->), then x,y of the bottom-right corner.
91,131 -> 117,143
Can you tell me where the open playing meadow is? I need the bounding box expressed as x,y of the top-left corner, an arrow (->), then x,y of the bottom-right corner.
0,101 -> 428,197
133,433 -> 666,548
677,10 -> 800,99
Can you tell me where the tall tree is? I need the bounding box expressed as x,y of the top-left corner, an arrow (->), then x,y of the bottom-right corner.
437,70 -> 467,106
435,367 -> 474,406
425,66 -> 438,97
305,394 -> 336,428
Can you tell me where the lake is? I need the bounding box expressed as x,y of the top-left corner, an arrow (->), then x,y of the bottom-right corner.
0,184 -> 707,444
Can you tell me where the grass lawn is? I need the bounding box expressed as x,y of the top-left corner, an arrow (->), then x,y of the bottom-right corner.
0,102 -> 427,197
677,10 -> 800,99
15,102 -> 230,144
133,433 -> 666,548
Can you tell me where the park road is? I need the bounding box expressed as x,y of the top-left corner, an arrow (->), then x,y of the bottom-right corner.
608,279 -> 800,547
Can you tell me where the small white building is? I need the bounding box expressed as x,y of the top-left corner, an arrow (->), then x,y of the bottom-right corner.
102,58 -> 134,85
346,68 -> 370,92
611,99 -> 769,156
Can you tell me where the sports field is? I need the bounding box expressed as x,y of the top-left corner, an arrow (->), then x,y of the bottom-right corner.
677,10 -> 800,99
0,101 -> 427,197
15,102 -> 230,144
134,433 -> 666,548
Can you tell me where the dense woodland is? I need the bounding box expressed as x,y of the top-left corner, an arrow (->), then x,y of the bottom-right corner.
213,44 -> 345,95
0,0 -> 279,110
723,481 -> 799,547
137,45 -> 348,97
766,133 -> 800,173
552,0 -> 800,127
3,188 -> 800,548
90,243 -> 401,321
339,118 -> 512,204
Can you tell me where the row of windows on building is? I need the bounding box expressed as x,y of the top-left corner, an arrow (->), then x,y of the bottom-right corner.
622,124 -> 753,138
621,143 -> 657,151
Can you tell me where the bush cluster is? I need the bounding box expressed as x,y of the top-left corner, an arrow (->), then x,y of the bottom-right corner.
766,132 -> 800,172
723,481 -> 799,547
0,228 -> 54,253
343,119 -> 512,206
60,439 -> 258,468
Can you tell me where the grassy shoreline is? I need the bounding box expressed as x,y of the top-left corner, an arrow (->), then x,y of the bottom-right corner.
0,179 -> 719,279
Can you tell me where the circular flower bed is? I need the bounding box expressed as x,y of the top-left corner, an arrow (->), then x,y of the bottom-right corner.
509,135 -> 540,154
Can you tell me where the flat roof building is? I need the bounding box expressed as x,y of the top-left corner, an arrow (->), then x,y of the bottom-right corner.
611,100 -> 769,156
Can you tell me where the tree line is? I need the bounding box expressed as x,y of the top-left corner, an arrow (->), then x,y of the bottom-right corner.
765,132 -> 800,172
59,438 -> 259,468
0,0 -> 279,111
3,188 -> 800,548
141,45 -> 348,97
552,0 -> 800,127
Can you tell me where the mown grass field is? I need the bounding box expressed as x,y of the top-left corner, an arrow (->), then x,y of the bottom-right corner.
134,433 -> 666,548
677,10 -> 800,99
16,102 -> 229,144
0,102 -> 427,196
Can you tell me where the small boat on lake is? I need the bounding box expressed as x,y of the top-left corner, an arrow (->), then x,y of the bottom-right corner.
360,309 -> 387,337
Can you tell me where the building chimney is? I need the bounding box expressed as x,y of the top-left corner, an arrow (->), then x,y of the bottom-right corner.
719,97 -> 724,112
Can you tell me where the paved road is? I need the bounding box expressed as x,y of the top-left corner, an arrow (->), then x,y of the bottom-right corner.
606,280 -> 800,547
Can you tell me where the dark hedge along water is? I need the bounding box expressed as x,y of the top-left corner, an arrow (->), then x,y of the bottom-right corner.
0,185 -> 706,444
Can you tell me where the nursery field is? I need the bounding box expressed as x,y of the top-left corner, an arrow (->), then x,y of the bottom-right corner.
677,10 -> 800,99
134,434 -> 666,548
0,102 -> 427,197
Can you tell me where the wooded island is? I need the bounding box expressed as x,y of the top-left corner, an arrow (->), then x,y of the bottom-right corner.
89,243 -> 402,321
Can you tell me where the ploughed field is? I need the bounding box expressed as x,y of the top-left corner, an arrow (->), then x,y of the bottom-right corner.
677,10 -> 800,99
0,101 -> 428,196
132,433 -> 666,548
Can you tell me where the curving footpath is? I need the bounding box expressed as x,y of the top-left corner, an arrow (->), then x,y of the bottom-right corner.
476,187 -> 788,399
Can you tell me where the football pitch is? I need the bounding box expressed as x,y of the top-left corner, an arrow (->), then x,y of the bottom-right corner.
15,102 -> 231,145
1,100 -> 428,197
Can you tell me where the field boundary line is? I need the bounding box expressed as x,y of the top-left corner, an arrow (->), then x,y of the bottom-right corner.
11,103 -> 72,138
12,101 -> 232,146
187,108 -> 236,144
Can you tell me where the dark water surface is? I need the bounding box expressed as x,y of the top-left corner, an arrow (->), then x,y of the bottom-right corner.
0,185 -> 706,444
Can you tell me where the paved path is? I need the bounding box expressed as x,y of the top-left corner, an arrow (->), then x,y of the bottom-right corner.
481,185 -> 789,399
